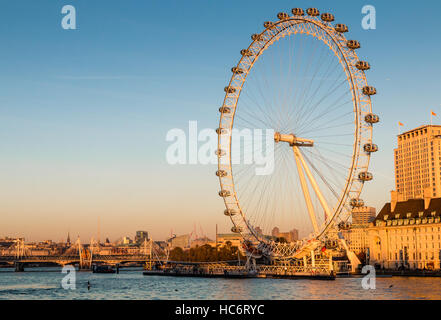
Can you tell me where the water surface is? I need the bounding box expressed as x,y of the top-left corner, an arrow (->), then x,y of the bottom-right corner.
0,267 -> 440,300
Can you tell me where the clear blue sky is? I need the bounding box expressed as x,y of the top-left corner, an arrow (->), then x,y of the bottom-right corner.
0,0 -> 440,241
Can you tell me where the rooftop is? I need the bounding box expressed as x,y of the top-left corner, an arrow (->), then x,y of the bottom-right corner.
374,198 -> 441,222
398,124 -> 441,137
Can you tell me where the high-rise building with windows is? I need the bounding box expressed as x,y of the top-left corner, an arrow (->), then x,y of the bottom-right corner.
135,231 -> 149,244
394,125 -> 441,200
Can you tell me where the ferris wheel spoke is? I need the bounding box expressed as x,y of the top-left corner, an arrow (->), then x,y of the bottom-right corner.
302,148 -> 351,190
291,41 -> 331,126
241,91 -> 279,128
296,95 -> 352,136
298,121 -> 353,137
294,55 -> 342,122
294,79 -> 350,132
302,151 -> 345,205
294,75 -> 349,125
287,59 -> 344,131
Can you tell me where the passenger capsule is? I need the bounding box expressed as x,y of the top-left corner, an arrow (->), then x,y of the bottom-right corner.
306,8 -> 320,16
362,86 -> 377,96
216,128 -> 228,135
350,198 -> 365,208
231,67 -> 244,74
240,49 -> 253,57
358,172 -> 373,181
224,209 -> 237,216
347,40 -> 360,49
263,21 -> 274,28
251,34 -> 264,41
277,12 -> 289,20
321,13 -> 334,22
365,113 -> 380,124
216,170 -> 228,177
224,86 -> 236,94
218,190 -> 231,197
355,61 -> 370,71
335,24 -> 348,33
231,226 -> 243,233
219,106 -> 231,114
291,8 -> 304,16
363,143 -> 378,153
215,149 -> 226,156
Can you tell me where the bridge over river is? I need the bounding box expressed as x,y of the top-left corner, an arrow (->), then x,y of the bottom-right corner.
0,254 -> 158,271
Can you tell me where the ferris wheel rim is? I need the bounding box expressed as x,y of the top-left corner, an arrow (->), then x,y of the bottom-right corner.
217,11 -> 375,258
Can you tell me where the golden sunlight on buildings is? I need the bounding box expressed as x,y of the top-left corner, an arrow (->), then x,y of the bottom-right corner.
394,125 -> 441,200
366,125 -> 441,270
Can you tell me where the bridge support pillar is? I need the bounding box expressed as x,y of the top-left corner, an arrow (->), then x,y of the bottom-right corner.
116,263 -> 120,274
14,262 -> 24,272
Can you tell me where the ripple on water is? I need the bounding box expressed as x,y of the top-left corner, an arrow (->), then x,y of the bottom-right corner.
1,270 -> 441,300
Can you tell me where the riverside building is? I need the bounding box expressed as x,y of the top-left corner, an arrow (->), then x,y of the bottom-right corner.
368,124 -> 441,270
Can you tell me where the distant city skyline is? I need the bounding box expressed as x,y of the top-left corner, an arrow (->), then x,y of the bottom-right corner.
0,1 -> 440,241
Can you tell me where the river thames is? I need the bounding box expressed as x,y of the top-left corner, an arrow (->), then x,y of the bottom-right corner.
1,267 -> 441,300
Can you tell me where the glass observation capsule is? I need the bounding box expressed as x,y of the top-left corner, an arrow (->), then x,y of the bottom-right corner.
347,40 -> 360,49
363,143 -> 379,153
216,170 -> 228,177
291,8 -> 304,16
335,24 -> 348,33
224,209 -> 237,216
358,172 -> 373,181
350,198 -> 365,207
218,190 -> 231,197
306,8 -> 320,16
365,113 -> 380,124
362,86 -> 377,96
219,106 -> 231,114
321,13 -> 334,22
277,12 -> 289,20
356,61 -> 370,71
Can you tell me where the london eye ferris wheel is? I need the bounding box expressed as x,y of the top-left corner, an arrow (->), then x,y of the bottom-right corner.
216,8 -> 379,260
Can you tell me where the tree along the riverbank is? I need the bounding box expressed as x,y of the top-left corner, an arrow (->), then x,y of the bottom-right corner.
169,242 -> 245,262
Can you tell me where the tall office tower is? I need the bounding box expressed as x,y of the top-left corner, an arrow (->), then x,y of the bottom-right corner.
394,125 -> 441,200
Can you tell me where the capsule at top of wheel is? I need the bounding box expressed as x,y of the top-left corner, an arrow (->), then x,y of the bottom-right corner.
364,143 -> 378,153
365,113 -> 380,124
277,12 -> 289,20
224,86 -> 236,93
263,21 -> 274,28
306,8 -> 320,16
358,172 -> 373,181
355,61 -> 370,71
321,13 -> 334,22
350,198 -> 365,208
335,24 -> 348,33
291,8 -> 304,16
240,49 -> 253,57
362,86 -> 377,96
347,40 -> 360,49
